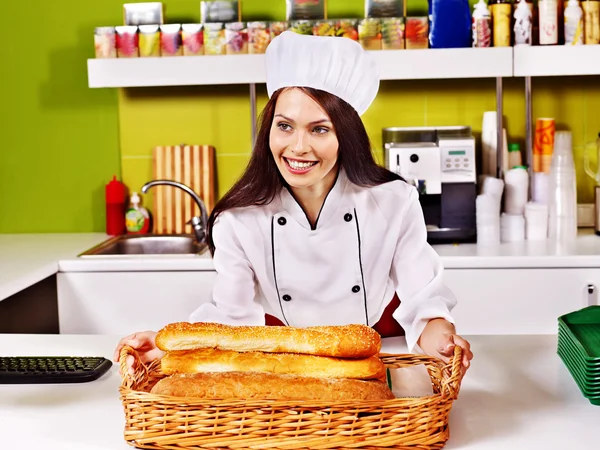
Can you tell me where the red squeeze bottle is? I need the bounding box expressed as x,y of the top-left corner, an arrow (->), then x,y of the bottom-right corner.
105,175 -> 126,235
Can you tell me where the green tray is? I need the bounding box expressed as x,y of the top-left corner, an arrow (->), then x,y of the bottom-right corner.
558,351 -> 600,403
558,334 -> 600,367
557,306 -> 600,361
559,322 -> 600,361
558,339 -> 600,382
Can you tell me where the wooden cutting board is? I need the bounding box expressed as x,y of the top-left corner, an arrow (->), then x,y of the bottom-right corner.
152,145 -> 216,235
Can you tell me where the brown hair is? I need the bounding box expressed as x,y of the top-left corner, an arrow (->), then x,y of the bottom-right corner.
206,87 -> 404,255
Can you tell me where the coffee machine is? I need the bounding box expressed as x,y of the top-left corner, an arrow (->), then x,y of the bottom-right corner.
383,126 -> 477,244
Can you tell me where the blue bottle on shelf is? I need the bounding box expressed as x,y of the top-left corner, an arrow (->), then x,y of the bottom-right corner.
428,0 -> 472,48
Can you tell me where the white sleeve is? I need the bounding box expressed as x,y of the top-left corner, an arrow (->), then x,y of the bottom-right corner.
188,212 -> 266,325
390,187 -> 457,352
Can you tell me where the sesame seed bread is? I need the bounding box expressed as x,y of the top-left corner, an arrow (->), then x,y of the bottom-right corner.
150,371 -> 395,401
160,347 -> 387,381
155,322 -> 382,359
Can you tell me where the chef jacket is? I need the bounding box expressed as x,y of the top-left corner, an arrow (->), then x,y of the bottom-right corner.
189,169 -> 457,351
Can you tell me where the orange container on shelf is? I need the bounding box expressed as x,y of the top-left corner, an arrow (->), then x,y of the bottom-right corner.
533,118 -> 556,173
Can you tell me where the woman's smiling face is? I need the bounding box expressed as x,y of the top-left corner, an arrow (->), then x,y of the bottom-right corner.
269,88 -> 339,192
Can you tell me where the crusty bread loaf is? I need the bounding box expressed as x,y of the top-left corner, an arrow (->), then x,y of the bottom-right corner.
160,348 -> 386,381
150,371 -> 395,401
155,322 -> 381,358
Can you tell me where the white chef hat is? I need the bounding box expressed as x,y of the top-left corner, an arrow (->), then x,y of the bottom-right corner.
265,31 -> 380,116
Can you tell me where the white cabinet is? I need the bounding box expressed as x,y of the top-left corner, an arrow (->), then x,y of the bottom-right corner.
57,266 -> 600,336
57,271 -> 216,335
444,268 -> 600,335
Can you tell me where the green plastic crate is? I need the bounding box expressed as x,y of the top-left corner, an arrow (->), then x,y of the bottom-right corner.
557,306 -> 600,406
558,351 -> 600,403
558,306 -> 600,360
558,338 -> 600,381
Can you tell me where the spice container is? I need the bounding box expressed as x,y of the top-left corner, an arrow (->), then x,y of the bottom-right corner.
365,0 -> 404,18
138,25 -> 160,57
381,18 -> 405,49
582,0 -> 600,43
358,18 -> 382,50
160,24 -> 182,56
204,22 -> 226,55
182,24 -> 204,56
116,26 -> 139,58
123,2 -> 164,26
472,0 -> 492,47
335,19 -> 359,40
225,22 -> 248,54
405,17 -> 429,49
270,21 -> 289,39
94,27 -> 116,58
248,22 -> 270,54
313,20 -> 336,36
490,0 -> 512,46
286,0 -> 326,20
290,20 -> 314,35
201,1 -> 240,23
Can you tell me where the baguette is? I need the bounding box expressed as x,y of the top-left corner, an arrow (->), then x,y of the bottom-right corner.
155,322 -> 381,358
160,348 -> 386,381
150,371 -> 395,401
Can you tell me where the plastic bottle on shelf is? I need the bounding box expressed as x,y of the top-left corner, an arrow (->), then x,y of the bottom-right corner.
429,0 -> 472,48
125,192 -> 151,234
539,0 -> 559,44
472,0 -> 492,47
105,175 -> 126,236
564,0 -> 585,44
490,0 -> 513,47
514,0 -> 533,45
582,0 -> 600,44
508,143 -> 523,168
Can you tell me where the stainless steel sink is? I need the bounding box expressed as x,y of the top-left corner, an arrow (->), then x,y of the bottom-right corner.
78,234 -> 208,257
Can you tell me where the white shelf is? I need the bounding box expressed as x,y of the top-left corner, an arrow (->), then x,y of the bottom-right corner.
514,45 -> 600,77
373,47 -> 513,80
87,47 -> 513,88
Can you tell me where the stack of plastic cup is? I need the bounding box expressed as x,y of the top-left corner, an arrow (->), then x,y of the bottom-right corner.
504,167 -> 529,215
532,172 -> 549,204
477,194 -> 501,245
480,175 -> 505,205
500,213 -> 525,242
524,202 -> 549,240
548,131 -> 577,242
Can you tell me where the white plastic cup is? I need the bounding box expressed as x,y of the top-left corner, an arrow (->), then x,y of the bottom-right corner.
500,213 -> 525,242
504,167 -> 529,215
548,131 -> 577,241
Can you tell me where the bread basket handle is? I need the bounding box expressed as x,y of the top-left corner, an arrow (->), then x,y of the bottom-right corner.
119,344 -> 143,389
442,345 -> 463,399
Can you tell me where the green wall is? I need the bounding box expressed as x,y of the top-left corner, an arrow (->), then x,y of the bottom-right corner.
2,0 -> 600,233
0,1 -> 124,233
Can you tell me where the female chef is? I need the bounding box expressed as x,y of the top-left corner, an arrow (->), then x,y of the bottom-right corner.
114,31 -> 473,374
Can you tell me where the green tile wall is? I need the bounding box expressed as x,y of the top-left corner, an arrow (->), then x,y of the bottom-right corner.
2,0 -> 600,234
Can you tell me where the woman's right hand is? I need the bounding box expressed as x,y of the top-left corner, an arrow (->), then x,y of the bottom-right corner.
113,331 -> 165,375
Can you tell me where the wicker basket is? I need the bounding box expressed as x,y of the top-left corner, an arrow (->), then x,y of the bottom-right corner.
119,345 -> 463,450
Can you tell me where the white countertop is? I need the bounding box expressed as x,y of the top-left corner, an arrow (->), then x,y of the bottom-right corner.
58,230 -> 600,273
4,231 -> 600,302
0,334 -> 598,450
0,233 -> 107,301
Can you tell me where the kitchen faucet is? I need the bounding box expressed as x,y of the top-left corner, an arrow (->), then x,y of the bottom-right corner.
141,180 -> 209,244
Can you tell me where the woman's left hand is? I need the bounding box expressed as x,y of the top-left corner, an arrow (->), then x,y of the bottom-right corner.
417,318 -> 473,378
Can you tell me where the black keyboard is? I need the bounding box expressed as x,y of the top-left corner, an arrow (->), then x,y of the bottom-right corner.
0,356 -> 112,384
